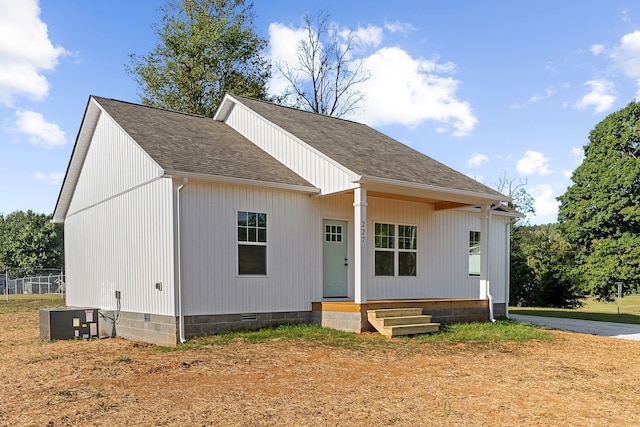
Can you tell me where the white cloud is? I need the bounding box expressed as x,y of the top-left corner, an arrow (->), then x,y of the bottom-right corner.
530,184 -> 560,221
467,153 -> 488,167
622,9 -> 631,23
0,0 -> 67,105
348,25 -> 384,50
14,110 -> 66,147
590,44 -> 605,55
267,22 -> 308,94
357,47 -> 477,136
34,171 -> 64,185
517,150 -> 552,175
611,30 -> 640,96
573,79 -> 615,113
384,21 -> 416,34
268,19 -> 477,137
570,145 -> 584,163
528,86 -> 556,103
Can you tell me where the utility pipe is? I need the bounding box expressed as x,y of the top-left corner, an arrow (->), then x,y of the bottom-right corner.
486,206 -> 495,322
176,178 -> 188,343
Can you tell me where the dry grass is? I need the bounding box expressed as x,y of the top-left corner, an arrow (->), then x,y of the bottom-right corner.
2,307 -> 640,426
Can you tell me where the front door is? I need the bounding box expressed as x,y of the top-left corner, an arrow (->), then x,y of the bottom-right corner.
323,220 -> 348,298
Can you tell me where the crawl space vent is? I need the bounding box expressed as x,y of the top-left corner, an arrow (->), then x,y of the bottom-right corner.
241,313 -> 257,321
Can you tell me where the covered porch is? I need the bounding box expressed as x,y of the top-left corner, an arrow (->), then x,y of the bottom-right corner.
311,298 -> 493,334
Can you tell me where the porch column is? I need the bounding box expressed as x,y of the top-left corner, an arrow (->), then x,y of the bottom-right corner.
479,204 -> 490,300
354,187 -> 368,304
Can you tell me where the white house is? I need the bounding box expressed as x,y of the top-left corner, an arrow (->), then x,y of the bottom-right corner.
53,94 -> 517,345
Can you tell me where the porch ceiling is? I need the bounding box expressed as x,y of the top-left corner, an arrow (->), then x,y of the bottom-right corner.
367,191 -> 471,211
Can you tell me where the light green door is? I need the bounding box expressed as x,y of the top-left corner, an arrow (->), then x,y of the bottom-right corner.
323,220 -> 348,297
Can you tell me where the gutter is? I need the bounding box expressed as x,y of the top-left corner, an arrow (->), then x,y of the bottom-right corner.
356,175 -> 510,205
176,178 -> 188,343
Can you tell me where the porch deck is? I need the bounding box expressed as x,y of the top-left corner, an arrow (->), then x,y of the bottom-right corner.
311,298 -> 490,333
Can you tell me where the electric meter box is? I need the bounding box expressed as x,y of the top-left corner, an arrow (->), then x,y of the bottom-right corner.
39,307 -> 99,340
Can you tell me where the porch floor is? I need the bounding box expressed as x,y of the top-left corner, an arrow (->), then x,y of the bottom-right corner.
312,298 -> 488,314
311,299 -> 490,333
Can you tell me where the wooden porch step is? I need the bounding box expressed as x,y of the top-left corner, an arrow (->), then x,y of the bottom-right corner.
387,323 -> 440,337
380,315 -> 433,326
367,308 -> 440,337
368,308 -> 423,318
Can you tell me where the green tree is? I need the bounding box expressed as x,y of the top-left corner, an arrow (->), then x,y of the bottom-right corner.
127,0 -> 271,117
0,211 -> 64,277
275,11 -> 369,118
558,101 -> 640,299
509,227 -> 538,307
518,224 -> 581,308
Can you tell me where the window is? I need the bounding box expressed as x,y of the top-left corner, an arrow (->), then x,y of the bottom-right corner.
374,223 -> 417,276
469,230 -> 481,277
325,224 -> 343,242
237,211 -> 267,275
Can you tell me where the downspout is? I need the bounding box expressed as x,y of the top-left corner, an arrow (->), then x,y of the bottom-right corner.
485,204 -> 504,323
176,178 -> 188,343
486,206 -> 494,322
505,220 -> 511,319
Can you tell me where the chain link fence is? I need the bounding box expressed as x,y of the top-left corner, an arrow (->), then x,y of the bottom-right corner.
2,273 -> 65,295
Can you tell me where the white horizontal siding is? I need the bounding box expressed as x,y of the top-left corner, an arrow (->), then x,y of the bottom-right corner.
179,181 -> 321,315
65,178 -> 175,315
68,112 -> 163,215
225,104 -> 356,194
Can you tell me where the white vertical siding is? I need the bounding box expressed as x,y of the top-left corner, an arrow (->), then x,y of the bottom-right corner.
65,178 -> 175,315
225,104 -> 357,194
316,195 -> 510,303
179,181 -> 322,315
68,113 -> 163,215
366,197 -> 432,299
318,193 -> 356,297
424,209 -> 508,303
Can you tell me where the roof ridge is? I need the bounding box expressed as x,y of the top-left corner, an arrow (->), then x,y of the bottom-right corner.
231,94 -> 369,127
91,95 -> 211,120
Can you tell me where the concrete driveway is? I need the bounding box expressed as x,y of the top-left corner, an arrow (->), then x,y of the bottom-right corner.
509,314 -> 640,341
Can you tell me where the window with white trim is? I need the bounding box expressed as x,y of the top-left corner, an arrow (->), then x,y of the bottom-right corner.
374,223 -> 417,276
469,230 -> 481,277
237,211 -> 267,275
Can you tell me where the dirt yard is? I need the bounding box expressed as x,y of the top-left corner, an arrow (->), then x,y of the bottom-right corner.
2,309 -> 640,426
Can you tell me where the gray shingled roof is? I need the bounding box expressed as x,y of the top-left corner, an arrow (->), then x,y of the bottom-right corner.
93,97 -> 314,188
233,96 -> 504,198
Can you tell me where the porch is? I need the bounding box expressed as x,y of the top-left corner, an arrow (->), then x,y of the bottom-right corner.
311,298 -> 493,334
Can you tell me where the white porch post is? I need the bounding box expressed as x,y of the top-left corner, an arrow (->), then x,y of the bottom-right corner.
354,187 -> 368,304
479,204 -> 490,300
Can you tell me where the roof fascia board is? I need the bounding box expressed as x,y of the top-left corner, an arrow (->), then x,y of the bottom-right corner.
163,170 -> 320,194
356,175 -> 510,205
218,95 -> 359,182
52,97 -> 102,223
456,204 -> 525,218
52,96 -> 165,223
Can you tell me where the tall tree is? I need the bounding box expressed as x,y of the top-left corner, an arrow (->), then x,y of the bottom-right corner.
495,173 -> 535,226
127,0 -> 271,117
275,12 -> 369,118
517,224 -> 581,308
0,211 -> 64,277
558,101 -> 640,299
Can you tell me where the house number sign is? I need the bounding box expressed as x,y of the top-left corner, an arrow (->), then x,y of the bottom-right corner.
361,220 -> 366,244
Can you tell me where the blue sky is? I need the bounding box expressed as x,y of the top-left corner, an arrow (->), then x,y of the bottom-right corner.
2,1 -> 640,224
